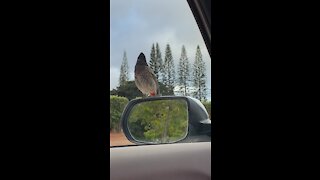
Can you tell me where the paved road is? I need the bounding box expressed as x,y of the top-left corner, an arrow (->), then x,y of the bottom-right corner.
110,132 -> 133,146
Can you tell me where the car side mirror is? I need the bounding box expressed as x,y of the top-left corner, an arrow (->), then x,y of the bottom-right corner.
121,96 -> 211,144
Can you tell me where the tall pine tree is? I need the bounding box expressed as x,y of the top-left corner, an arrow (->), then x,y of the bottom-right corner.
162,44 -> 175,94
149,44 -> 160,81
192,45 -> 207,101
178,45 -> 191,96
119,51 -> 129,86
155,43 -> 163,81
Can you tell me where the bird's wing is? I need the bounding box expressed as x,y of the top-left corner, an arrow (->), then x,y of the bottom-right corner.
147,67 -> 157,80
147,67 -> 160,95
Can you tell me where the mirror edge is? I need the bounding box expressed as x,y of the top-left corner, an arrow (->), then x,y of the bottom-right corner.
120,96 -> 190,145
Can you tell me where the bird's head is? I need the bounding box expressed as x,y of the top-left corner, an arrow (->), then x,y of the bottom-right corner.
136,52 -> 148,66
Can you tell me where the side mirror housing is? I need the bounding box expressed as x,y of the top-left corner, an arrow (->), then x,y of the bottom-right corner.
121,96 -> 211,144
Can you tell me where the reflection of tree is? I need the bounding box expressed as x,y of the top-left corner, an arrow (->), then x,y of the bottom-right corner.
127,118 -> 144,139
161,105 -> 171,143
128,100 -> 188,143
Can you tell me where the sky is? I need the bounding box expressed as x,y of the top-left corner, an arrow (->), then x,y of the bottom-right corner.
110,0 -> 211,100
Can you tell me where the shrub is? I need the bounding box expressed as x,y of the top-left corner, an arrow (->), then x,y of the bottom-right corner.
202,101 -> 211,119
110,95 -> 129,132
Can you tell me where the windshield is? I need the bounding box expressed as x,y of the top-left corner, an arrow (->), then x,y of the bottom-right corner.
110,0 -> 211,147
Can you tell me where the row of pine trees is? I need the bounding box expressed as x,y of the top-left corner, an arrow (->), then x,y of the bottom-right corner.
118,43 -> 208,101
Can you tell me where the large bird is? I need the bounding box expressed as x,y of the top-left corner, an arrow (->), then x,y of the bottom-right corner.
134,52 -> 160,97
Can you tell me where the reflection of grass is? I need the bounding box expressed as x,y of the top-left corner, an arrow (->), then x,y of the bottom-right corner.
128,99 -> 188,143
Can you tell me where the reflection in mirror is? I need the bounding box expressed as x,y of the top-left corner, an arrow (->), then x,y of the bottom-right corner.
127,99 -> 188,144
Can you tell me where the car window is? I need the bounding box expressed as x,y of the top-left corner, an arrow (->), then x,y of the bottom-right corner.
110,0 -> 211,147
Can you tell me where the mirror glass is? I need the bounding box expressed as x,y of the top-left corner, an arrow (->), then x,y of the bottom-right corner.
127,99 -> 188,143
